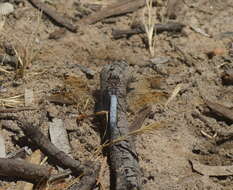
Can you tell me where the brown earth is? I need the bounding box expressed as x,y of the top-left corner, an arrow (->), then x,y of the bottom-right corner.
1,0 -> 233,189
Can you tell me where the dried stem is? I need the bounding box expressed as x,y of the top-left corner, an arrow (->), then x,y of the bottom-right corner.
143,0 -> 156,57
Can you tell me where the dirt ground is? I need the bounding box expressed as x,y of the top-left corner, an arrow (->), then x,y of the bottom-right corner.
1,0 -> 233,189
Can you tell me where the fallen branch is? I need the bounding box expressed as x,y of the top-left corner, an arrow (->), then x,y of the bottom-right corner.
190,159 -> 233,176
17,120 -> 96,173
79,0 -> 145,24
0,107 -> 37,113
203,99 -> 233,123
66,173 -> 99,190
0,158 -> 50,181
15,150 -> 42,190
27,0 -> 77,32
112,22 -> 185,39
100,61 -> 141,189
17,120 -> 99,189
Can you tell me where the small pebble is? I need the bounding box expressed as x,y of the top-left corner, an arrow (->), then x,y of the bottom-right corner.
0,86 -> 7,93
149,57 -> 170,65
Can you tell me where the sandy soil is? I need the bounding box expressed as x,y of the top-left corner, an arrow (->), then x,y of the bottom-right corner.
1,0 -> 233,189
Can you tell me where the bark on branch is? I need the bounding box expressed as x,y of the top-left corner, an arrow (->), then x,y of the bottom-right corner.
100,61 -> 141,190
0,158 -> 50,181
17,121 -> 84,174
203,99 -> 233,123
17,121 -> 99,189
79,0 -> 145,24
112,22 -> 185,39
28,0 -> 77,32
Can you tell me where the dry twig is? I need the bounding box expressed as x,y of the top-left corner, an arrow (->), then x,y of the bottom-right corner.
203,99 -> 233,123
79,0 -> 146,24
0,158 -> 51,181
190,159 -> 233,176
0,107 -> 37,113
100,61 -> 142,189
28,0 -> 77,32
17,120 -> 100,189
112,22 -> 185,39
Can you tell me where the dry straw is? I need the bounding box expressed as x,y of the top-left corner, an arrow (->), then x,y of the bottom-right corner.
165,84 -> 183,107
143,0 -> 156,57
0,94 -> 24,107
0,3 -> 14,16
15,11 -> 43,78
94,122 -> 163,156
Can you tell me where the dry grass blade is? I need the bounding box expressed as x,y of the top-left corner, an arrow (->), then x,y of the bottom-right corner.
129,122 -> 162,136
0,67 -> 11,73
0,94 -> 24,107
40,156 -> 48,165
165,83 -> 182,107
143,0 -> 156,57
76,111 -> 108,121
200,130 -> 215,139
10,11 -> 43,78
94,122 -> 163,156
24,11 -> 42,66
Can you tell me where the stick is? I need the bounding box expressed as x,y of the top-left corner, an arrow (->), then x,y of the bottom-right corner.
0,107 -> 37,113
17,121 -> 94,174
27,0 -> 77,32
16,120 -> 99,189
66,173 -> 99,190
0,158 -> 50,181
203,99 -> 233,123
112,28 -> 141,39
190,159 -> 233,176
100,61 -> 141,190
15,150 -> 42,190
79,0 -> 145,24
47,170 -> 71,183
112,22 -> 185,39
